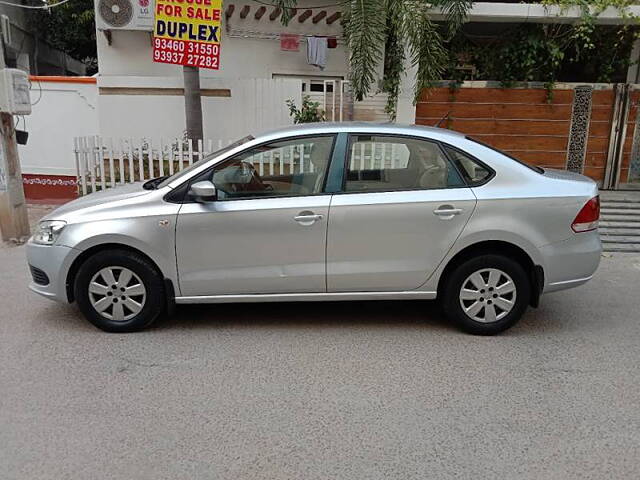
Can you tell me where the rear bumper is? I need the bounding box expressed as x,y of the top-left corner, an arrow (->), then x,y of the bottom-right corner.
540,231 -> 602,293
26,241 -> 81,303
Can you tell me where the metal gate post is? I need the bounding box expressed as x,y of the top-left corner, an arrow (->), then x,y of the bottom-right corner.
603,84 -> 631,190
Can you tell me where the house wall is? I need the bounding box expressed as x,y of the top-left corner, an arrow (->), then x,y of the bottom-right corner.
97,26 -> 348,80
94,0 -> 361,140
18,77 -> 99,202
97,75 -> 302,140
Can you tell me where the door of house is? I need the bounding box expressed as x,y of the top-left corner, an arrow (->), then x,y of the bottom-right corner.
273,74 -> 352,121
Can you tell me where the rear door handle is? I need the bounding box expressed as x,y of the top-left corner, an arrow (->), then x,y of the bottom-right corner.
434,208 -> 462,215
433,206 -> 463,218
294,214 -> 323,221
294,211 -> 323,225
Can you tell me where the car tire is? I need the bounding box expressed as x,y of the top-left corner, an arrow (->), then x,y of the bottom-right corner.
442,254 -> 530,335
74,249 -> 165,333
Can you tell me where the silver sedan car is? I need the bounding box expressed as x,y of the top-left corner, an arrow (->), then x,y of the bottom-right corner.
27,123 -> 601,334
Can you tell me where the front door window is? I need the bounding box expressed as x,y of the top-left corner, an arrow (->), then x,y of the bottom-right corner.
206,136 -> 335,200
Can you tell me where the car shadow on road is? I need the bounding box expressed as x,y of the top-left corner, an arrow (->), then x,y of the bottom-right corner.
39,297 -> 565,336
154,300 -> 454,332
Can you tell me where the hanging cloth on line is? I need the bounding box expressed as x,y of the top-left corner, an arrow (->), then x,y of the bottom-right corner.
307,36 -> 328,70
280,33 -> 301,52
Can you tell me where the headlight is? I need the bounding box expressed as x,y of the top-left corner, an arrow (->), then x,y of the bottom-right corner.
33,220 -> 67,245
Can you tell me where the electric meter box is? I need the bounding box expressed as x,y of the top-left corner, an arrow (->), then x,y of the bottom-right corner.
0,68 -> 31,115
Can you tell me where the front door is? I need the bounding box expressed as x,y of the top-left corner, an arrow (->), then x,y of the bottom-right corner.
176,135 -> 335,297
327,134 -> 477,292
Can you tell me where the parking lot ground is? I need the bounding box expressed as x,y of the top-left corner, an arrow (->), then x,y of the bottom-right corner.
1,243 -> 639,479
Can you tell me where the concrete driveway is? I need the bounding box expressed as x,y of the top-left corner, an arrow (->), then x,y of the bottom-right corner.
1,245 -> 639,479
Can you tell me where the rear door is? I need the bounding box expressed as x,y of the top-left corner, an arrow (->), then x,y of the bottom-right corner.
326,134 -> 477,292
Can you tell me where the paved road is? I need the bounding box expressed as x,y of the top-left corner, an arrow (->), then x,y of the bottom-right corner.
1,246 -> 639,479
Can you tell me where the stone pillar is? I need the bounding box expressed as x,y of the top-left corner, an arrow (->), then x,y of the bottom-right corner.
565,85 -> 593,173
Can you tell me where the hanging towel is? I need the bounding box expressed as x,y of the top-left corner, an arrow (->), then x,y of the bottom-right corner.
307,36 -> 328,70
280,33 -> 300,52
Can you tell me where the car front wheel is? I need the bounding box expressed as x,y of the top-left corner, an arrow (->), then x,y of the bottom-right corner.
74,249 -> 165,332
442,254 -> 530,335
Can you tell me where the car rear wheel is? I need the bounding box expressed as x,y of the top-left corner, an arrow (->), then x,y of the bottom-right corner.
74,249 -> 165,332
442,254 -> 530,335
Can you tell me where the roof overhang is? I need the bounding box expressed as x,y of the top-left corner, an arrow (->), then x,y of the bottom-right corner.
428,2 -> 640,25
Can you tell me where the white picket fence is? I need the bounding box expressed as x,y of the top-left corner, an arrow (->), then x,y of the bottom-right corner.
349,142 -> 409,171
73,136 -> 234,195
74,136 -> 319,195
73,136 -> 411,196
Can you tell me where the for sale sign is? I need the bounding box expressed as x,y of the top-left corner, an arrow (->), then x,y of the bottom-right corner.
153,0 -> 222,69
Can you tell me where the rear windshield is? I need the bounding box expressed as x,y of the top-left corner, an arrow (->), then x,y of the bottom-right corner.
466,136 -> 544,174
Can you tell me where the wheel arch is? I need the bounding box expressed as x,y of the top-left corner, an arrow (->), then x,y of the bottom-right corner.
437,240 -> 544,308
65,243 -> 174,305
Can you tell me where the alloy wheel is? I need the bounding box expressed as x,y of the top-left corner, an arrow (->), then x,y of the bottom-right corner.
88,266 -> 147,322
459,268 -> 517,323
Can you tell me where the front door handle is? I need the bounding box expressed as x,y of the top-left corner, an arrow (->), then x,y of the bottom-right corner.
294,211 -> 323,225
433,205 -> 463,219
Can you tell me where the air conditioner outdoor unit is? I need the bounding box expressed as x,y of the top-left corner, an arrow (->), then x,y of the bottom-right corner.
95,0 -> 154,31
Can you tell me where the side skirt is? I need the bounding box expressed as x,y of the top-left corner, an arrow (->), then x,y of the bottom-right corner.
175,291 -> 438,304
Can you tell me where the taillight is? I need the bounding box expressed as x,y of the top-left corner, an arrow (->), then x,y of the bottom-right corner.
572,196 -> 600,233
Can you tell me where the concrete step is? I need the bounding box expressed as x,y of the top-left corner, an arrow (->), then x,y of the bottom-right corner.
600,221 -> 640,228
601,203 -> 640,208
600,202 -> 640,210
598,215 -> 640,223
600,192 -> 640,248
600,223 -> 640,230
600,236 -> 640,244
600,208 -> 640,216
599,228 -> 640,236
602,243 -> 640,252
600,197 -> 640,203
599,192 -> 640,203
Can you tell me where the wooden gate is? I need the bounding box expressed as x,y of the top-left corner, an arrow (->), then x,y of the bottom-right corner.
415,83 -> 640,189
603,85 -> 640,189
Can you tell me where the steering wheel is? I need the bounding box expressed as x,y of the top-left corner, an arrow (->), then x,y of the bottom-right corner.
232,161 -> 272,192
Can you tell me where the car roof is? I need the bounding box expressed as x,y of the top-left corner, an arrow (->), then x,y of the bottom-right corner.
258,122 -> 466,143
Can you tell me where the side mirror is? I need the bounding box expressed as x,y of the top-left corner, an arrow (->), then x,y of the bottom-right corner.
189,180 -> 217,202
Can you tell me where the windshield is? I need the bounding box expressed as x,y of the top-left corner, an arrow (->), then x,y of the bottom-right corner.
466,136 -> 544,174
156,135 -> 254,189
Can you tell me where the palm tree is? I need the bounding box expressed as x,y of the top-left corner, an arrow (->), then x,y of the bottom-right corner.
275,0 -> 473,119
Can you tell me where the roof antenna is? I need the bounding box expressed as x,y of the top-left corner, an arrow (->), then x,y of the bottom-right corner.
434,111 -> 450,128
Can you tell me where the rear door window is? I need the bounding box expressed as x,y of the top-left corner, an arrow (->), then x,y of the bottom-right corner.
443,146 -> 493,186
344,135 -> 465,193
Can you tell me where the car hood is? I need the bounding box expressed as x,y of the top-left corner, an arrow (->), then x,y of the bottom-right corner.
42,183 -> 151,222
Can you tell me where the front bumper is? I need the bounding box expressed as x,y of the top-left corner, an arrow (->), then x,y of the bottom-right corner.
540,230 -> 602,293
26,241 -> 82,303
